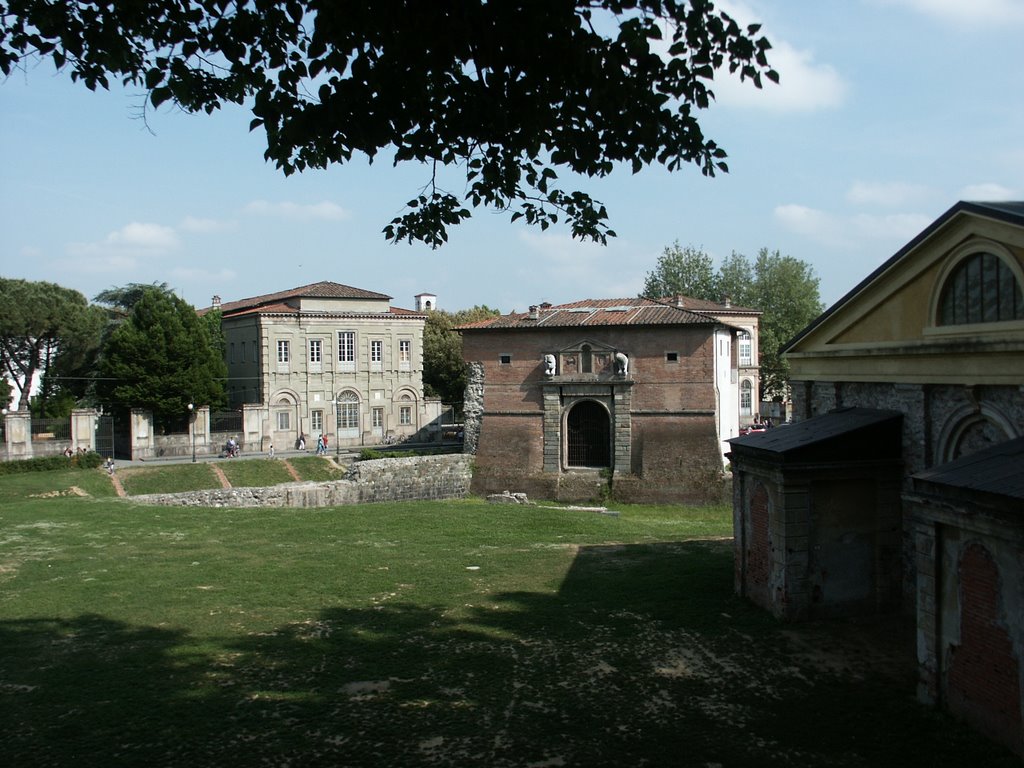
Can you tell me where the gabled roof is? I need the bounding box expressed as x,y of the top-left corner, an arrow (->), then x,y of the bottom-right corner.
458,297 -> 723,331
783,200 -> 1024,353
211,281 -> 395,317
911,436 -> 1024,505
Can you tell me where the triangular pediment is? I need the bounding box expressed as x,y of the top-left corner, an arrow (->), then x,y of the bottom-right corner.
783,202 -> 1024,386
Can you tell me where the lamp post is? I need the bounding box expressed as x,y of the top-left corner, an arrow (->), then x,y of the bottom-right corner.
187,402 -> 196,463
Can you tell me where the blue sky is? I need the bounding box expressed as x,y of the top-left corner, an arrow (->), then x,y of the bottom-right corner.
2,0 -> 1023,314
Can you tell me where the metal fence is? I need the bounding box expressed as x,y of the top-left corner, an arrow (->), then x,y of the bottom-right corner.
30,417 -> 70,441
210,410 -> 243,434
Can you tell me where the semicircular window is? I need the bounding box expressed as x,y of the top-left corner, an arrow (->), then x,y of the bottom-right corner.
938,252 -> 1024,326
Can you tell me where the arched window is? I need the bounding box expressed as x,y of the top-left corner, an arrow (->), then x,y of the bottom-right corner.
581,344 -> 593,373
566,400 -> 610,467
740,380 -> 753,415
938,252 -> 1024,326
337,391 -> 360,436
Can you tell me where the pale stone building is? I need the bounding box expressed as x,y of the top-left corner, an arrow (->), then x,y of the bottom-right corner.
210,281 -> 441,449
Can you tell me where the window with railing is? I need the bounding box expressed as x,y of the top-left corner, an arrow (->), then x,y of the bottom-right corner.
338,331 -> 355,372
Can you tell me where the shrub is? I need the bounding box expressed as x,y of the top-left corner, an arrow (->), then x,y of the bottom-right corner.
0,451 -> 103,475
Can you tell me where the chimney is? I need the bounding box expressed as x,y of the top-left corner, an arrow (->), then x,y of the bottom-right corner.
528,305 -> 539,320
212,295 -> 221,310
674,295 -> 685,308
722,295 -> 731,308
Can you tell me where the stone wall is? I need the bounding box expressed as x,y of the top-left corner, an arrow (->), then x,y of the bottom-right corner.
131,454 -> 472,508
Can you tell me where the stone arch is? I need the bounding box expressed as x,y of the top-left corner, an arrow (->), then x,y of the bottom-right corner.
936,402 -> 1018,463
564,399 -> 610,468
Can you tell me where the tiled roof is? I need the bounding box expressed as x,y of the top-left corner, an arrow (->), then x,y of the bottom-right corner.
911,436 -> 1024,503
213,281 -> 393,316
657,295 -> 761,314
458,297 -> 720,331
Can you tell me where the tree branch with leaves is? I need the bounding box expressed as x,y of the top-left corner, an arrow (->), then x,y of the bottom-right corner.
0,0 -> 777,246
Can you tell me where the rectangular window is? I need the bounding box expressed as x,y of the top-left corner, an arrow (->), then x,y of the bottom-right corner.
229,342 -> 235,364
311,409 -> 323,433
371,339 -> 383,371
739,333 -> 752,367
309,339 -> 322,363
372,407 -> 384,428
338,331 -> 355,371
277,340 -> 290,363
400,406 -> 411,425
277,411 -> 290,430
499,354 -> 512,365
240,341 -> 246,363
399,339 -> 411,370
665,352 -> 678,363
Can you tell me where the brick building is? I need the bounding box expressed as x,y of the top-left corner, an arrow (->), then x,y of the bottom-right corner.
459,296 -> 754,504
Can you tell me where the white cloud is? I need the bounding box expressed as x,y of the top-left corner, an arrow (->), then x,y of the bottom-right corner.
774,204 -> 930,247
875,0 -> 1024,27
958,182 -> 1022,201
712,40 -> 847,112
180,216 -> 237,233
846,181 -> 933,207
103,222 -> 179,251
244,200 -> 351,221
515,231 -> 645,303
65,221 -> 180,269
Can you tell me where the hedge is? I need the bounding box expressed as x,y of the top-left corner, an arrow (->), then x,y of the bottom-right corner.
0,451 -> 104,475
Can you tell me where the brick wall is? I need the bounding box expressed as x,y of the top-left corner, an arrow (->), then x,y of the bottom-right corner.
947,541 -> 1023,751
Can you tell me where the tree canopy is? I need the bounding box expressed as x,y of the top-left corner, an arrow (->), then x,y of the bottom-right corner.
0,1 -> 776,246
95,287 -> 226,430
0,278 -> 101,412
423,305 -> 501,407
641,244 -> 823,399
642,240 -> 718,299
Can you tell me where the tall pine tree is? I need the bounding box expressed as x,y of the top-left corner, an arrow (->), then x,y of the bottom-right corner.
96,287 -> 226,431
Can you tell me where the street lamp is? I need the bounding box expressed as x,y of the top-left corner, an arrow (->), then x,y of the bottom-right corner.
187,402 -> 196,463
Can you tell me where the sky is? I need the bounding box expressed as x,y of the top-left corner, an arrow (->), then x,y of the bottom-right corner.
2,0 -> 1023,315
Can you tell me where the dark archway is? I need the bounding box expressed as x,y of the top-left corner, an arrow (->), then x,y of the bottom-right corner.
566,400 -> 610,467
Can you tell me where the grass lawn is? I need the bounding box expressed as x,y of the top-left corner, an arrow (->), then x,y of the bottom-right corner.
0,470 -> 1015,767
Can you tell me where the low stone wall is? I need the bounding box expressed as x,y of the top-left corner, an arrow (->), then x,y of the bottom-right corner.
131,454 -> 473,508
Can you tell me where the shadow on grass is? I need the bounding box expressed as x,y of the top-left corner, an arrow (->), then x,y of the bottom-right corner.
2,542 -> 1016,767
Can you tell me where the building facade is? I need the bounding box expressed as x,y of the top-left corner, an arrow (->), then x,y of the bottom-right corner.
459,297 -> 753,504
211,281 -> 441,450
733,201 -> 1024,755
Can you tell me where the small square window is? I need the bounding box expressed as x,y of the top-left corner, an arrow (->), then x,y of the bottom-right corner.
666,352 -> 679,363
499,354 -> 512,365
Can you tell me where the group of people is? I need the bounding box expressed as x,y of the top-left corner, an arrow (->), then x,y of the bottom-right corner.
295,432 -> 329,454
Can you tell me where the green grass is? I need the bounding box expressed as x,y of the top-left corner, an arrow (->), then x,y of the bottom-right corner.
219,457 -> 296,487
117,463 -> 223,495
0,478 -> 1015,767
287,454 -> 348,481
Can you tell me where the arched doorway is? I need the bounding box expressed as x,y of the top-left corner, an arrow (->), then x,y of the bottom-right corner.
566,400 -> 610,467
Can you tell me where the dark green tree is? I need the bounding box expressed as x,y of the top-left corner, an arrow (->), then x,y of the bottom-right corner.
746,248 -> 823,399
0,278 -> 102,412
96,287 -> 226,431
423,305 -> 501,407
640,244 -> 823,399
0,1 -> 776,246
641,242 -> 718,300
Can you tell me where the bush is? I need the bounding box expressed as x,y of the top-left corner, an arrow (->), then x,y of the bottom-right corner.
0,451 -> 103,475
